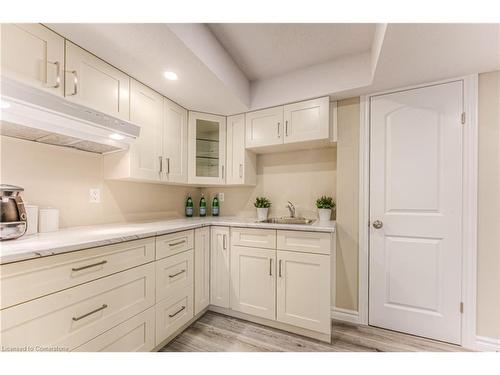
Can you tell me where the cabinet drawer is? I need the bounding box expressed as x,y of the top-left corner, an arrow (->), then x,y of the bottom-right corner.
231,227 -> 276,249
0,263 -> 155,351
156,249 -> 194,303
1,238 -> 155,309
277,230 -> 331,255
155,286 -> 194,346
73,307 -> 155,352
156,230 -> 194,259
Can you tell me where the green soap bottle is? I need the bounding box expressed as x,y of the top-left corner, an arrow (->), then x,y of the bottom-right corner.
185,193 -> 193,217
212,195 -> 220,216
199,194 -> 207,217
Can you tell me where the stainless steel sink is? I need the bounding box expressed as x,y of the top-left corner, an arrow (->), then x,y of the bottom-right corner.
258,217 -> 315,225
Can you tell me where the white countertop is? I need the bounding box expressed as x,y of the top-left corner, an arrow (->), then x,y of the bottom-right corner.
0,217 -> 336,264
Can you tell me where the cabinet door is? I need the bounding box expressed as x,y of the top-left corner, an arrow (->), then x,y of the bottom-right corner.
188,111 -> 226,185
1,24 -> 64,96
276,250 -> 330,334
194,227 -> 210,315
283,97 -> 330,144
230,246 -> 276,320
245,106 -> 284,149
227,114 -> 256,185
210,226 -> 230,308
163,98 -> 188,184
128,79 -> 163,181
65,41 -> 130,120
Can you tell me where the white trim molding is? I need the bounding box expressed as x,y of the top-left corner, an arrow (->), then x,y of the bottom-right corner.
331,307 -> 361,325
475,336 -> 500,352
358,75 -> 479,350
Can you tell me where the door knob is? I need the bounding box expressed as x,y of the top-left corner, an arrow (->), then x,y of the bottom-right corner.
372,220 -> 383,229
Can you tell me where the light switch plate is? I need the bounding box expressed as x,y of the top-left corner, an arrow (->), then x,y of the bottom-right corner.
218,193 -> 224,202
89,188 -> 101,203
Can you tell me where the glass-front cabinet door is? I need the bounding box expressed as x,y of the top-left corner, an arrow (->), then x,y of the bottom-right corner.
188,111 -> 226,185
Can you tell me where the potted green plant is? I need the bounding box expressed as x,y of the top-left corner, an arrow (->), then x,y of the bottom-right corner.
316,196 -> 335,222
254,197 -> 271,221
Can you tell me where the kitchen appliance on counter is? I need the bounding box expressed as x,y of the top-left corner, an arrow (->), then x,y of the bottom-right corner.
0,184 -> 27,240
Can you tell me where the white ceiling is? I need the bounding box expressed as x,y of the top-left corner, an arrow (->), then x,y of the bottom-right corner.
46,23 -> 500,115
207,23 -> 376,81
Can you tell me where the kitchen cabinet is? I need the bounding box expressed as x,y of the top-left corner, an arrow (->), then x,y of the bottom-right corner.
231,227 -> 276,249
226,114 -> 257,185
156,250 -> 194,303
0,23 -> 64,96
210,226 -> 230,308
245,106 -> 284,149
163,98 -> 188,183
188,111 -> 226,185
230,245 -> 276,320
283,97 -> 330,144
194,227 -> 210,315
65,41 -> 130,120
276,250 -> 330,333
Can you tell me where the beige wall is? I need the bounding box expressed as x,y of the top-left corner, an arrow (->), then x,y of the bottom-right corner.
0,136 -> 200,227
477,70 -> 500,339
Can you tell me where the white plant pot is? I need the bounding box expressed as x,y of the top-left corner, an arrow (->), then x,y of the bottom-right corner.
256,207 -> 269,222
318,208 -> 332,222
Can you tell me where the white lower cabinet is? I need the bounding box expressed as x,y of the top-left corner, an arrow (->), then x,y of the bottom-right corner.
276,250 -> 331,333
73,307 -> 156,352
156,250 -> 194,303
194,227 -> 210,315
230,246 -> 276,320
155,286 -> 194,346
210,226 -> 230,308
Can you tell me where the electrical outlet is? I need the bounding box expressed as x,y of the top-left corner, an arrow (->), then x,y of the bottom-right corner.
218,193 -> 224,202
89,188 -> 101,203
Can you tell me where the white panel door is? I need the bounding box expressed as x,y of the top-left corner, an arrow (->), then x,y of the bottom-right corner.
128,79 -> 163,181
245,106 -> 284,148
210,226 -> 230,308
276,250 -> 330,334
230,246 -> 276,320
65,41 -> 130,120
163,98 -> 188,184
369,81 -> 463,344
1,24 -> 64,96
283,97 -> 329,143
194,227 -> 210,315
226,114 -> 256,185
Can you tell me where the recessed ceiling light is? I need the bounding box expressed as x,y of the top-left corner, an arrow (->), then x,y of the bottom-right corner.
163,71 -> 178,81
0,100 -> 11,109
109,133 -> 125,141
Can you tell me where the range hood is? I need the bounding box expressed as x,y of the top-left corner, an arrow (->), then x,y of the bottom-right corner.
0,78 -> 140,154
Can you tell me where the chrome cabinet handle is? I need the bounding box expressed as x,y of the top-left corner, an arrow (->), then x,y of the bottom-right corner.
285,120 -> 289,137
72,260 -> 107,272
72,304 -> 108,321
169,239 -> 186,247
159,156 -> 163,173
46,61 -> 61,88
277,122 -> 281,138
239,163 -> 243,178
222,234 -> 227,250
372,220 -> 383,229
269,258 -> 273,276
222,165 -> 225,179
278,259 -> 282,277
169,305 -> 186,318
169,269 -> 186,278
166,157 -> 170,174
67,70 -> 78,96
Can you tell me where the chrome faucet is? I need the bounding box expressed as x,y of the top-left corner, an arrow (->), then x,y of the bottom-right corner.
287,201 -> 296,218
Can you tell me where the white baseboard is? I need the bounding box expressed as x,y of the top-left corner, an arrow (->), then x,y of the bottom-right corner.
475,336 -> 500,352
331,307 -> 362,324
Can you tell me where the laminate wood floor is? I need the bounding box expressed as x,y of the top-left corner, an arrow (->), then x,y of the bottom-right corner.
160,311 -> 466,352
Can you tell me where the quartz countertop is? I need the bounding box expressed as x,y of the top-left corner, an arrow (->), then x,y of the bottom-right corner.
0,217 -> 336,264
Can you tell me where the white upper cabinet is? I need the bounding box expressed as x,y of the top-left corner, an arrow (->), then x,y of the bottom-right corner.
163,98 -> 188,184
283,97 -> 330,144
65,41 -> 130,120
245,106 -> 284,149
188,111 -> 226,185
226,114 -> 257,186
1,24 -> 64,96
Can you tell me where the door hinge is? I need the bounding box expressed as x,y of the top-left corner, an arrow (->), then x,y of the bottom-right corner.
460,302 -> 464,314
461,112 -> 466,125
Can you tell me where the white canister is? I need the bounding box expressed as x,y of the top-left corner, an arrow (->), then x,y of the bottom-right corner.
39,208 -> 59,233
25,205 -> 39,235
